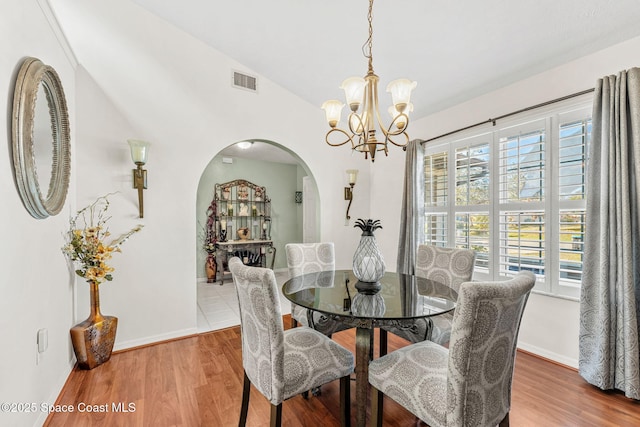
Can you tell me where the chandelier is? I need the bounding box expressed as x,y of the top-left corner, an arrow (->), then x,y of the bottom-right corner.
322,0 -> 417,162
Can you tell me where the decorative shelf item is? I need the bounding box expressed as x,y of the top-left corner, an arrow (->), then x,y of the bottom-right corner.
237,227 -> 250,240
207,179 -> 275,284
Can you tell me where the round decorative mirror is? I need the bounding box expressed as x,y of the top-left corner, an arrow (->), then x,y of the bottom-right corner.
12,57 -> 70,219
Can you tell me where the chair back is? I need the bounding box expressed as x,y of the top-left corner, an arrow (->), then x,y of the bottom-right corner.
446,271 -> 535,426
285,242 -> 335,278
415,245 -> 476,292
229,257 -> 285,405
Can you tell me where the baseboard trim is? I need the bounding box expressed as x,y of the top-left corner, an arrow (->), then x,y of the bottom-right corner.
517,342 -> 578,370
113,328 -> 199,352
40,358 -> 76,426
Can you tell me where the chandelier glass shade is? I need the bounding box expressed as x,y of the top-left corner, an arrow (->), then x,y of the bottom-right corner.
322,0 -> 417,162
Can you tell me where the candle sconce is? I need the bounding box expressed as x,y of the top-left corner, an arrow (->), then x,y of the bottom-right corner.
261,219 -> 270,240
127,139 -> 150,218
345,169 -> 358,220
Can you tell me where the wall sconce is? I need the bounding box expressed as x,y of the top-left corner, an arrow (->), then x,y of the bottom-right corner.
127,139 -> 150,218
345,169 -> 358,220
295,191 -> 303,204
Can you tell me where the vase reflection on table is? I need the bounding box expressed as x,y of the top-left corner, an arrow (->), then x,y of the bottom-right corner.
351,292 -> 386,316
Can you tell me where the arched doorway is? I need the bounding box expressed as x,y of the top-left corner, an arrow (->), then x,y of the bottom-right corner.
194,139 -> 320,332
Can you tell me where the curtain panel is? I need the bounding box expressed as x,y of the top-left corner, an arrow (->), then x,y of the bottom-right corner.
396,139 -> 425,275
580,68 -> 640,400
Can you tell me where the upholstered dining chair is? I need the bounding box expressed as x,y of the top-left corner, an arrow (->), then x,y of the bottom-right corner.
285,242 -> 352,336
369,271 -> 536,427
381,245 -> 476,352
228,257 -> 354,427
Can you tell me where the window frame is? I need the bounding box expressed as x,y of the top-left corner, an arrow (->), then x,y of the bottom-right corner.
423,95 -> 592,300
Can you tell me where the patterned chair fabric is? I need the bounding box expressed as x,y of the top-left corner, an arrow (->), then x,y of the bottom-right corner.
285,243 -> 351,336
415,245 -> 477,293
228,257 -> 354,415
369,271 -> 536,427
385,245 -> 476,346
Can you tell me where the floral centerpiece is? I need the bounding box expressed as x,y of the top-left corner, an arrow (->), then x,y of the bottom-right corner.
62,194 -> 143,284
203,197 -> 218,251
61,194 -> 143,370
204,197 -> 218,282
203,241 -> 215,253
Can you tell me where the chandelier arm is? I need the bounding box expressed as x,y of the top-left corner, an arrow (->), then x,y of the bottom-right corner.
347,112 -> 367,139
386,131 -> 410,148
378,114 -> 409,142
325,128 -> 357,148
377,113 -> 406,136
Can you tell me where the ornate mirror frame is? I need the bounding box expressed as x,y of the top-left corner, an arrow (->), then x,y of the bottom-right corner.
12,57 -> 70,219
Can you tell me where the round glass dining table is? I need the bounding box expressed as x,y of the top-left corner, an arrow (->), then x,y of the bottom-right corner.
283,270 -> 457,427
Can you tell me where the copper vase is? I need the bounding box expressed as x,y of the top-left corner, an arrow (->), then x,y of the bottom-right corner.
70,281 -> 118,370
206,252 -> 217,283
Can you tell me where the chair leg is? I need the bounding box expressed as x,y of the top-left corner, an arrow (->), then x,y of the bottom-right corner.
499,412 -> 509,427
369,330 -> 375,360
340,375 -> 351,427
370,385 -> 382,427
238,371 -> 251,427
379,329 -> 388,357
269,403 -> 282,427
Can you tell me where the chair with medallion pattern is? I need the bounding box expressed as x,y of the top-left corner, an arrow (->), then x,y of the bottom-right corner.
381,245 -> 476,352
229,257 -> 354,427
369,271 -> 536,427
285,242 -> 352,336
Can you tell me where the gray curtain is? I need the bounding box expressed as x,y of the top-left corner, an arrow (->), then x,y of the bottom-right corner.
396,139 -> 425,275
580,68 -> 640,400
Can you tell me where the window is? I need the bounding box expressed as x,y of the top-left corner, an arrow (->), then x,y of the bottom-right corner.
423,100 -> 591,299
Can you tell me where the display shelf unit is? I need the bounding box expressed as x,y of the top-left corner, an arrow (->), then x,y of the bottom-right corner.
208,179 -> 275,284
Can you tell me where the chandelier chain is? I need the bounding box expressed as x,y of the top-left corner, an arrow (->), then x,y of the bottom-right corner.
361,0 -> 374,74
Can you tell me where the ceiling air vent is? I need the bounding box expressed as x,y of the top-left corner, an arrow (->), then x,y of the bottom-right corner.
232,70 -> 258,92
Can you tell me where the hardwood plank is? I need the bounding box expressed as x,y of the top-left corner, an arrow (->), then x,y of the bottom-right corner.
45,315 -> 640,426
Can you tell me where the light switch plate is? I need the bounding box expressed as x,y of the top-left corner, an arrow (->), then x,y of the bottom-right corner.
37,328 -> 48,353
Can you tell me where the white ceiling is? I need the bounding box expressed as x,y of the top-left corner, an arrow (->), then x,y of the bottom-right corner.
219,141 -> 300,165
131,0 -> 640,122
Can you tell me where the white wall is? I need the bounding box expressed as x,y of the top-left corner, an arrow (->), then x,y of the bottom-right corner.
0,1 -> 77,426
372,35 -> 640,367
50,0 -> 370,356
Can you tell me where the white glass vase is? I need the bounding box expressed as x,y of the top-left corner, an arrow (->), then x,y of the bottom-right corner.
352,234 -> 385,283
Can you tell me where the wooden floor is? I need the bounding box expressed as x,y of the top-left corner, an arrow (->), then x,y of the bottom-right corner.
45,315 -> 639,426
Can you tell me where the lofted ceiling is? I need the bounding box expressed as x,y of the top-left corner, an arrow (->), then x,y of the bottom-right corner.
131,0 -> 640,121
218,141 -> 300,165
50,1 -> 640,165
